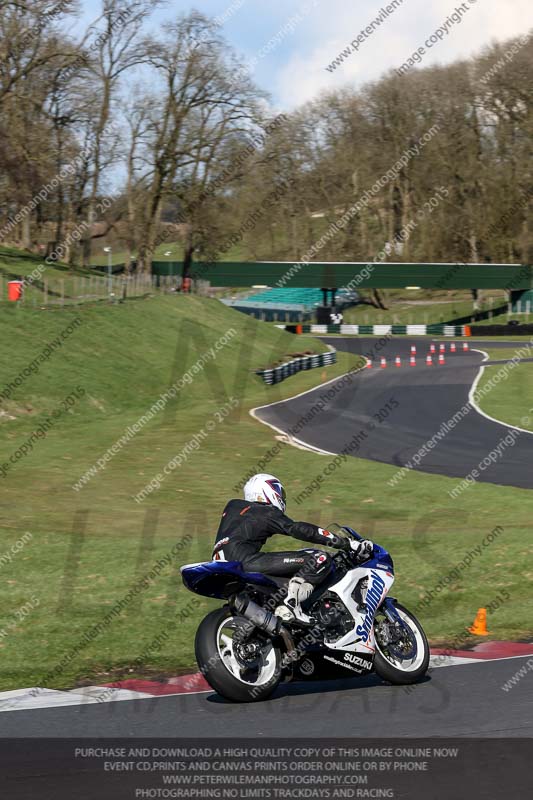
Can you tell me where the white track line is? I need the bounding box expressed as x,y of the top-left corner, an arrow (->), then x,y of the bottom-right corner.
2,653 -> 533,711
430,652 -> 533,668
469,348 -> 533,435
253,342 -> 533,462
250,356 -> 369,457
0,686 -> 157,713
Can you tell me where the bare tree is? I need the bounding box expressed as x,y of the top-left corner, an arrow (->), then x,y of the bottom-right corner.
80,0 -> 161,265
135,11 -> 262,273
0,1 -> 78,105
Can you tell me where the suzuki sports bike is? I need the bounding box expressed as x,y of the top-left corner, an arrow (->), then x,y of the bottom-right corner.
181,526 -> 429,702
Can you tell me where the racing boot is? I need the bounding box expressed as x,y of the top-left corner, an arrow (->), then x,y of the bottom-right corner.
275,577 -> 313,624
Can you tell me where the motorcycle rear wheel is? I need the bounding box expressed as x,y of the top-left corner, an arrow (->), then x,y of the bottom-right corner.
195,607 -> 282,702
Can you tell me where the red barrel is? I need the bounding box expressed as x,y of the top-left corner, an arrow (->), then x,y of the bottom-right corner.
8,280 -> 24,301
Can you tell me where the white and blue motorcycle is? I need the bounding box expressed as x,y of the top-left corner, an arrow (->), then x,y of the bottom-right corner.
181,526 -> 429,702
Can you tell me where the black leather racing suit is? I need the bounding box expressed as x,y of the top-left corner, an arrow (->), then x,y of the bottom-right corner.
212,499 -> 347,585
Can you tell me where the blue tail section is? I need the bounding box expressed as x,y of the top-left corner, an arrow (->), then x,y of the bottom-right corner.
181,561 -> 280,599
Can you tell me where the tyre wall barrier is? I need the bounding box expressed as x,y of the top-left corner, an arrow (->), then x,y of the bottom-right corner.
256,349 -> 337,385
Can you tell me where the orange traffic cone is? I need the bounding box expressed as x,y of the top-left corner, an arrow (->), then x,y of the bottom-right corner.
430,343 -> 436,354
450,342 -> 456,353
380,357 -> 387,368
410,355 -> 416,366
426,354 -> 433,366
411,345 -> 416,355
438,353 -> 445,365
463,342 -> 469,351
468,607 -> 489,636
366,359 -> 372,368
439,343 -> 445,352
395,356 -> 401,367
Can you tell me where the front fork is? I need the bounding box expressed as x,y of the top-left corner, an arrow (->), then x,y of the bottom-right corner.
376,597 -> 417,658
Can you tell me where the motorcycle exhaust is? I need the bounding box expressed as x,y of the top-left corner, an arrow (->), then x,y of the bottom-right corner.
232,594 -> 282,637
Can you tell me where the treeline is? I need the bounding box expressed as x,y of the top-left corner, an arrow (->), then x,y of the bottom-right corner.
0,0 -> 265,271
231,32 -> 533,271
0,1 -> 531,275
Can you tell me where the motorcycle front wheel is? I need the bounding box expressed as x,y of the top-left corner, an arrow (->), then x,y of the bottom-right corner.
195,607 -> 282,702
373,602 -> 430,685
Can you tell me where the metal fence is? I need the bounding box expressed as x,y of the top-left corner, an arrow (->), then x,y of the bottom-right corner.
0,273 -> 210,308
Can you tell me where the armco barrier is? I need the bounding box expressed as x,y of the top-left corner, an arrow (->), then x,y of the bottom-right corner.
470,324 -> 533,336
256,350 -> 337,385
283,323 -> 469,336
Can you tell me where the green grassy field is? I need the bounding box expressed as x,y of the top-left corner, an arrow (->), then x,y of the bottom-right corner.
0,288 -> 532,691
89,240 -> 249,266
0,245 -> 94,283
342,299 -> 473,326
341,294 -> 516,326
475,344 -> 533,432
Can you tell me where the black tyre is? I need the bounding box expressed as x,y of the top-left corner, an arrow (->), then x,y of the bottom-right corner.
194,607 -> 282,702
373,602 -> 430,685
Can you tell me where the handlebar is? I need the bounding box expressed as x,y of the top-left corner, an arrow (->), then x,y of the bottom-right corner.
333,539 -> 375,572
332,549 -> 358,570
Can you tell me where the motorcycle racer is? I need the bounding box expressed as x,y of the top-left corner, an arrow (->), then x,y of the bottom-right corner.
212,473 -> 373,623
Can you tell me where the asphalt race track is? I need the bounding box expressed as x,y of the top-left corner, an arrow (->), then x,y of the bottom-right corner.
254,337 -> 533,490
0,657 -> 532,738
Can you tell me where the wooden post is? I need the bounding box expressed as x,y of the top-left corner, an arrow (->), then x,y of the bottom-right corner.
44,279 -> 48,306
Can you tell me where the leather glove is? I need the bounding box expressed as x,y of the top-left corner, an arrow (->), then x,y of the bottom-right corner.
344,538 -> 374,561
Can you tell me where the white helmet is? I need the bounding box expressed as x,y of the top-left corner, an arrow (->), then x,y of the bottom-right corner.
243,473 -> 286,513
